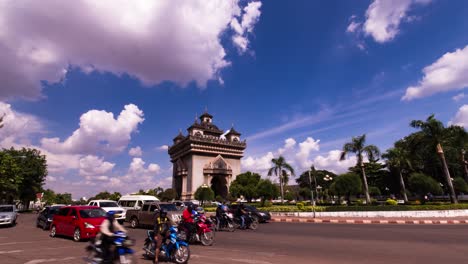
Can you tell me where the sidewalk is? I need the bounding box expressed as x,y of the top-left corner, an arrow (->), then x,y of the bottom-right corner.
270,216 -> 468,225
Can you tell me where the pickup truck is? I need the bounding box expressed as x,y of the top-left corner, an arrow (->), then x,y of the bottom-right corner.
125,202 -> 182,229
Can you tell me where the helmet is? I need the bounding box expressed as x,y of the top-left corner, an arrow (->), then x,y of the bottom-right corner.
160,209 -> 167,218
106,211 -> 115,220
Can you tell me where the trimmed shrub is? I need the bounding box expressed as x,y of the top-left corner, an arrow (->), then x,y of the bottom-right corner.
386,199 -> 398,206
296,202 -> 305,211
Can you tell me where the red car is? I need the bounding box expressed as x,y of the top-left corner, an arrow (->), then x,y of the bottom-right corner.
50,206 -> 106,242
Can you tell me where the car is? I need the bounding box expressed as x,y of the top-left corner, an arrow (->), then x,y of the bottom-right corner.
117,195 -> 159,210
36,205 -> 63,230
126,202 -> 182,228
0,205 -> 18,227
88,200 -> 126,224
229,204 -> 271,223
50,206 -> 106,242
173,201 -> 196,211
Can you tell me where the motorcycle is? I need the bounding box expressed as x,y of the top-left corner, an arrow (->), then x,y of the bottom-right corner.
210,212 -> 235,232
234,212 -> 259,230
84,231 -> 136,264
178,214 -> 215,246
143,226 -> 190,264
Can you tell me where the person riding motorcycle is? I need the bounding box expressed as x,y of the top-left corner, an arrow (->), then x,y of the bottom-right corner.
99,211 -> 127,264
152,209 -> 171,264
236,203 -> 248,229
182,204 -> 197,241
215,202 -> 228,230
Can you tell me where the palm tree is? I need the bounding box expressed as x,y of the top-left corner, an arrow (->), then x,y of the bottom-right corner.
410,114 -> 457,203
268,156 -> 295,204
382,146 -> 410,203
340,134 -> 380,204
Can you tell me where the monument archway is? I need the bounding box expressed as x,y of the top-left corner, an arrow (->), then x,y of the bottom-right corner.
204,155 -> 232,199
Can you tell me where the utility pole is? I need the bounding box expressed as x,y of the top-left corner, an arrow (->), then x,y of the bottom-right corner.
308,166 -> 316,218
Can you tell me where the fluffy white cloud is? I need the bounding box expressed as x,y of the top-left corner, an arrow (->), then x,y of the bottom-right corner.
313,150 -> 357,174
278,138 -> 296,154
453,93 -> 465,102
158,145 -> 169,151
41,104 -> 144,155
348,0 -> 430,44
0,102 -> 44,142
0,0 -> 262,100
110,158 -> 162,189
449,105 -> 468,129
79,155 -> 115,181
296,137 -> 320,169
403,45 -> 468,100
230,1 -> 262,53
242,151 -> 274,172
128,146 -> 143,157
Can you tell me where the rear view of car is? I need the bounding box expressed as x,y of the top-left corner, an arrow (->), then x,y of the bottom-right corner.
0,205 -> 17,227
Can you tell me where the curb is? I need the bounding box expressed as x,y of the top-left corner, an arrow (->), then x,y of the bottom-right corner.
270,218 -> 468,225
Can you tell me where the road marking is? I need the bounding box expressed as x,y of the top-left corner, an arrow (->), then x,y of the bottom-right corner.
230,259 -> 273,264
0,250 -> 23,254
0,241 -> 34,246
24,257 -> 75,264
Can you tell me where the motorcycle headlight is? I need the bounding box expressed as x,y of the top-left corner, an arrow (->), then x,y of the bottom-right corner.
84,222 -> 95,229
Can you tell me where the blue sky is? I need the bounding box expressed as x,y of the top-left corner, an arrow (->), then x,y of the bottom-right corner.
1,0 -> 468,198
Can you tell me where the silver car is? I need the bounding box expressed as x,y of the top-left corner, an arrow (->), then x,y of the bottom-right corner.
0,205 -> 18,227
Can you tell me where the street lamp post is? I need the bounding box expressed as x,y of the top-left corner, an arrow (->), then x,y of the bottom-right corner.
308,166 -> 316,218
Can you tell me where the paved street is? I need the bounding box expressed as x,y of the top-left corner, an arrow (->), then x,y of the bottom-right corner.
1,213 -> 468,264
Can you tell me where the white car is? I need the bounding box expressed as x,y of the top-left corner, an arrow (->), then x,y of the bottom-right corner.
0,205 -> 18,227
88,200 -> 126,223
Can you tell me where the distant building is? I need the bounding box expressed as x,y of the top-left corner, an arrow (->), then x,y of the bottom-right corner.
168,111 -> 246,200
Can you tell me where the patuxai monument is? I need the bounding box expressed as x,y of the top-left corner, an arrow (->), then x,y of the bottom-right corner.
168,112 -> 246,200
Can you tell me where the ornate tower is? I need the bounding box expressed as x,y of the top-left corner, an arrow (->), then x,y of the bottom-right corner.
168,112 -> 246,200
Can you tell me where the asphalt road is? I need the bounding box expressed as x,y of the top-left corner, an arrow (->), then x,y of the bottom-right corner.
1,213 -> 467,264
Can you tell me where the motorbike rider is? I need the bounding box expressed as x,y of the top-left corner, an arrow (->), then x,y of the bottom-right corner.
182,204 -> 197,241
99,211 -> 127,264
215,202 -> 228,230
152,209 -> 171,264
236,203 -> 248,229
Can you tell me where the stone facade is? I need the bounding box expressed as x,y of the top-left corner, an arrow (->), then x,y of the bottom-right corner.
168,112 -> 246,200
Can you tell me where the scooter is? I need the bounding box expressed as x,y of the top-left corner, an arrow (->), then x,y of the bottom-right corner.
84,231 -> 136,264
143,226 -> 190,264
178,214 -> 215,246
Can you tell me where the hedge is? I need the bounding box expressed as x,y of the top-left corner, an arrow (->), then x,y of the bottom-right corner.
254,204 -> 468,212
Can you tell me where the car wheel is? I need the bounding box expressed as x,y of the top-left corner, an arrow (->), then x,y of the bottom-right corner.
50,225 -> 57,237
130,218 -> 139,229
43,222 -> 49,230
73,228 -> 81,242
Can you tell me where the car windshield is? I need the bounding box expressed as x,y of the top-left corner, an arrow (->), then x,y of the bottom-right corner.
159,204 -> 178,211
100,202 -> 118,207
79,208 -> 106,218
0,206 -> 13,212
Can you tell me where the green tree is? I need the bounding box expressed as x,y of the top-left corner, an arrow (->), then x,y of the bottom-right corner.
411,115 -> 457,203
329,173 -> 362,204
446,126 -> 468,182
109,192 -> 122,201
194,185 -> 214,206
55,193 -> 73,205
0,152 -> 22,203
229,171 -> 261,202
159,188 -> 177,201
256,179 -> 278,207
42,189 -> 57,205
268,156 -> 295,204
408,172 -> 443,202
452,177 -> 468,198
382,145 -> 412,203
340,134 -> 380,204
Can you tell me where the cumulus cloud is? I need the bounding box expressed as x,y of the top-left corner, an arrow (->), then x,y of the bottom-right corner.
313,150 -> 357,174
348,0 -> 430,44
402,45 -> 468,101
0,102 -> 44,142
278,138 -> 296,154
41,104 -> 144,155
110,158 -> 162,189
242,151 -> 275,172
129,146 -> 143,157
296,137 -> 320,169
453,93 -> 465,102
0,0 -> 262,100
449,105 -> 468,129
230,1 -> 262,53
79,155 -> 115,181
158,145 -> 169,151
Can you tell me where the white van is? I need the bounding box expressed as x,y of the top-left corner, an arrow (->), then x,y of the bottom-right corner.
117,195 -> 159,210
